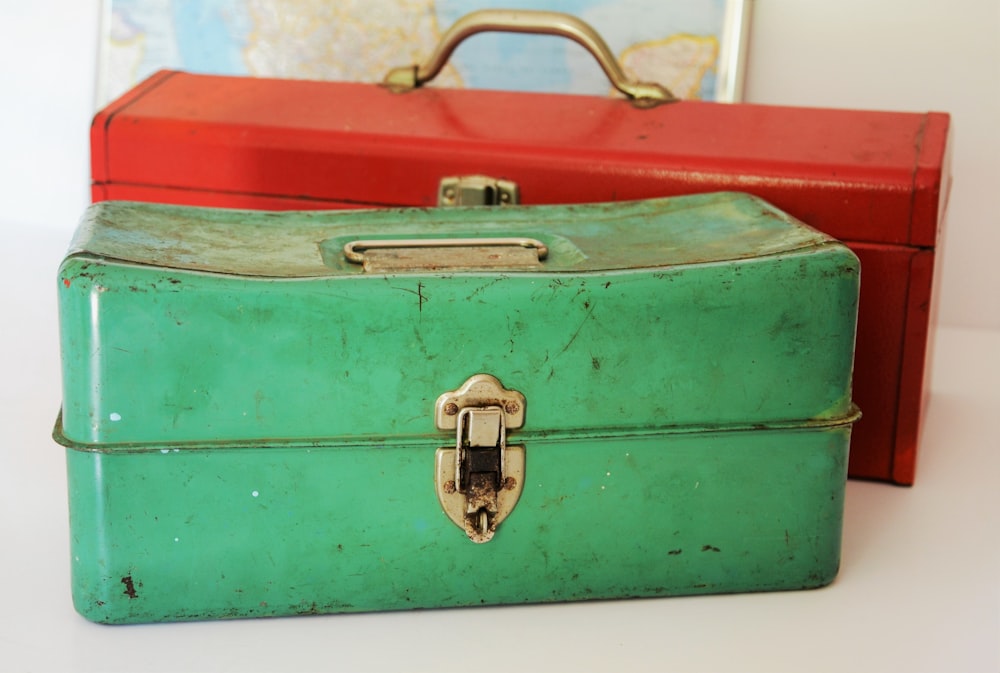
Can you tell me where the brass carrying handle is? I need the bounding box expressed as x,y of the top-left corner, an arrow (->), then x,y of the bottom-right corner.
383,9 -> 676,106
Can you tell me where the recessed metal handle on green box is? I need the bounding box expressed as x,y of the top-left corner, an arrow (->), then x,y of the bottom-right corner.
344,237 -> 548,272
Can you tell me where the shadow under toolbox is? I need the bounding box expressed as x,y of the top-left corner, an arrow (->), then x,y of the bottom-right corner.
55,192 -> 859,624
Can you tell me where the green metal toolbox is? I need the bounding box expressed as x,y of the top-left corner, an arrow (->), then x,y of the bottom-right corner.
55,192 -> 860,624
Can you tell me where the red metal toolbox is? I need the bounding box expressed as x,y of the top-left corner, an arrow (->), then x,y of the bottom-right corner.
90,59 -> 949,484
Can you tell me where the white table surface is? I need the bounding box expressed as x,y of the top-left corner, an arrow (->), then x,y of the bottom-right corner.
1,224 -> 997,673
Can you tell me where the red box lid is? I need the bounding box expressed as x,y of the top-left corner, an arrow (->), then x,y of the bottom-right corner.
93,70 -> 949,247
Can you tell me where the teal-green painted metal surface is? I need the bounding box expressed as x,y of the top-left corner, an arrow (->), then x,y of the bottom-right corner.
55,193 -> 859,623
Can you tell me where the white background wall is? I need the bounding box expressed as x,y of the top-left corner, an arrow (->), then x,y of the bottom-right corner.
1,0 -> 997,329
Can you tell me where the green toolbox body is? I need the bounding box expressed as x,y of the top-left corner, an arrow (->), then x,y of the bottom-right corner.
55,192 -> 860,624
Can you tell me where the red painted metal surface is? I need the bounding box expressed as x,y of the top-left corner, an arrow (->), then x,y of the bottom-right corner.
91,71 -> 950,484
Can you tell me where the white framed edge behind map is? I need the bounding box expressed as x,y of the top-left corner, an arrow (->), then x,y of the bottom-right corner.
95,1 -> 753,110
716,0 -> 752,102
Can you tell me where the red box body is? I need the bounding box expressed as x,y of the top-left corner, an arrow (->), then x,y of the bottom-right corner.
92,70 -> 951,484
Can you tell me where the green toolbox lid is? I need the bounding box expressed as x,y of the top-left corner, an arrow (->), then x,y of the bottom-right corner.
56,192 -> 859,450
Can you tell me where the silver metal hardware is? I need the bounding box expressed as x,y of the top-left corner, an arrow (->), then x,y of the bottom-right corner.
438,175 -> 520,207
434,374 -> 526,543
343,237 -> 546,272
383,9 -> 676,107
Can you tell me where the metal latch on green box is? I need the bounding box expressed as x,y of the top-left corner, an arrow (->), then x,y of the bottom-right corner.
434,374 -> 526,543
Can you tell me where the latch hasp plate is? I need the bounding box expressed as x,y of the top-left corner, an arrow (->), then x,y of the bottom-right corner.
434,374 -> 526,543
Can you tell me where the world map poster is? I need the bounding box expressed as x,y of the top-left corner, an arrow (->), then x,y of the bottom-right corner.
97,0 -> 751,107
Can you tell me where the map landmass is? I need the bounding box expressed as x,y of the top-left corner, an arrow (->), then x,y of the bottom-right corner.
619,35 -> 719,100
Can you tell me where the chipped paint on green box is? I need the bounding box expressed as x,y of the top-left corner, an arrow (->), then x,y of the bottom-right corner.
55,193 -> 859,623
